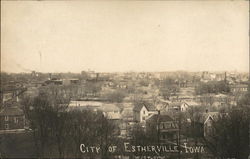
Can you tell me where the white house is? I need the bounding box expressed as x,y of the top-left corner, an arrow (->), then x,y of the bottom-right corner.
180,101 -> 199,112
133,103 -> 157,123
101,104 -> 121,120
202,112 -> 219,137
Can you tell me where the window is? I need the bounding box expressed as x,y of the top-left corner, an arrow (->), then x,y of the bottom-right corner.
14,117 -> 18,123
162,123 -> 165,129
5,124 -> 9,129
5,116 -> 9,121
143,111 -> 146,114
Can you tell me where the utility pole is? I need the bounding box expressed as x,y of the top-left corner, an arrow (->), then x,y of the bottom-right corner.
178,111 -> 181,159
157,110 -> 160,146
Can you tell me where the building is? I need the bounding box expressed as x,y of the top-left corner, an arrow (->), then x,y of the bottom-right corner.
100,103 -> 121,120
0,106 -> 26,130
44,78 -> 63,85
67,100 -> 121,120
201,111 -> 219,137
211,94 -> 230,107
180,101 -> 199,112
146,114 -> 178,143
133,103 -> 157,123
44,78 -> 80,86
68,100 -> 102,111
0,86 -> 27,104
62,79 -> 80,85
230,84 -> 248,94
119,103 -> 135,139
168,102 -> 182,112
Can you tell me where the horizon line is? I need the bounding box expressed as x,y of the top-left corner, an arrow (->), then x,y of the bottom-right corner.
1,70 -> 249,74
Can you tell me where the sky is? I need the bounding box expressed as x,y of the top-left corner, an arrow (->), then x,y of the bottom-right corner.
1,1 -> 249,73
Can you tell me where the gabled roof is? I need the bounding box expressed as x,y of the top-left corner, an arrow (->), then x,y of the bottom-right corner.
202,112 -> 219,123
0,106 -> 24,116
133,102 -> 156,112
183,101 -> 199,106
133,104 -> 144,112
3,100 -> 21,108
68,101 -> 102,107
214,94 -> 228,98
146,114 -> 174,123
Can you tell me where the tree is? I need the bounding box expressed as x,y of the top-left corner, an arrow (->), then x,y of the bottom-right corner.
204,107 -> 250,158
195,81 -> 230,95
27,92 -> 54,157
159,77 -> 180,100
103,89 -> 127,103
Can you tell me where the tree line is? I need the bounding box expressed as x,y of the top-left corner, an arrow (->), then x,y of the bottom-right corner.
21,86 -> 119,158
195,81 -> 230,95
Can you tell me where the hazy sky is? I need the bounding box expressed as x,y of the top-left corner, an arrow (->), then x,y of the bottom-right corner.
1,1 -> 249,73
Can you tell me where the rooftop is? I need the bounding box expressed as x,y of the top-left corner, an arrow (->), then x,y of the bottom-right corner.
146,114 -> 174,123
0,106 -> 24,116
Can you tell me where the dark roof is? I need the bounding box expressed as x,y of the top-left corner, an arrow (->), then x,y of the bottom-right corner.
146,114 -> 174,123
1,86 -> 26,93
133,102 -> 156,112
133,104 -> 144,112
0,107 -> 24,116
3,100 -> 21,107
201,112 -> 219,123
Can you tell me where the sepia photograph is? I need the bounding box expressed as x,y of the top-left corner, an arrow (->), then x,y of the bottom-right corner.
0,0 -> 250,158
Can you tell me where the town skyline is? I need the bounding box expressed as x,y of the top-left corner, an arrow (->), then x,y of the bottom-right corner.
1,70 -> 249,74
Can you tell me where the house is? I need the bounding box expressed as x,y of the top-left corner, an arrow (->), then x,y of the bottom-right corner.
211,94 -> 230,107
230,84 -> 248,94
119,103 -> 135,139
67,100 -> 121,120
44,78 -> 63,85
201,111 -> 219,137
146,114 -> 178,143
133,103 -> 157,123
1,92 -> 13,103
121,103 -> 134,122
180,101 -> 199,112
44,78 -> 80,86
62,79 -> 80,85
101,104 -> 121,120
0,86 -> 27,104
0,106 -> 26,130
168,102 -> 182,112
68,100 -> 102,111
